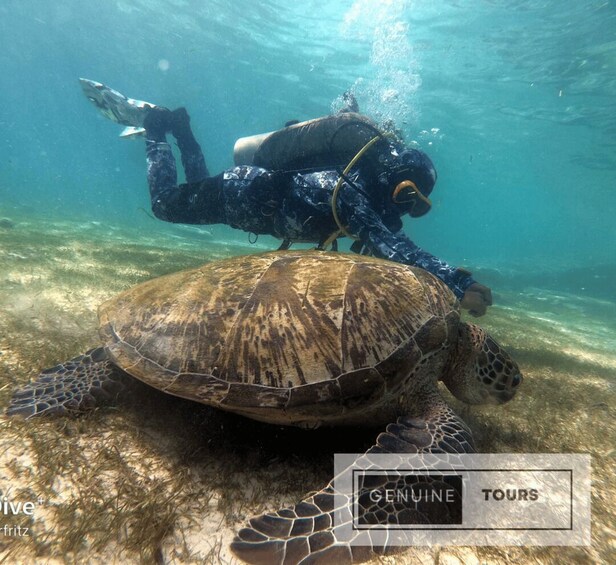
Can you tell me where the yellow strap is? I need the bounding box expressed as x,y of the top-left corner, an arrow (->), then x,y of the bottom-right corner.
329,132 -> 395,241
392,179 -> 432,209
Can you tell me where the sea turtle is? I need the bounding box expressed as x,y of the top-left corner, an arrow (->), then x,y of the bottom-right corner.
6,250 -> 522,564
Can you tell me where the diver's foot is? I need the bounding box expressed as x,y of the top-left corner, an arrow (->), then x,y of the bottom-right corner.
170,107 -> 192,138
143,106 -> 174,140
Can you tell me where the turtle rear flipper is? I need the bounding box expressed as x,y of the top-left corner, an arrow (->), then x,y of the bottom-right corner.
6,347 -> 127,419
231,401 -> 475,564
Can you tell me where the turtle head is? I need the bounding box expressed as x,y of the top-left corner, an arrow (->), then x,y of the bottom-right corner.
442,322 -> 522,405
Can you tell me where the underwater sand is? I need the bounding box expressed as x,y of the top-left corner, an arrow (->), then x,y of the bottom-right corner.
0,218 -> 614,564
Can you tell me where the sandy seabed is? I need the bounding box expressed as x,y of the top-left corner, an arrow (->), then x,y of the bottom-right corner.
0,218 -> 614,565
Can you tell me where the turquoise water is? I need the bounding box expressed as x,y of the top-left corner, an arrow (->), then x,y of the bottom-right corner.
1,0 -> 615,282
1,3 -> 615,562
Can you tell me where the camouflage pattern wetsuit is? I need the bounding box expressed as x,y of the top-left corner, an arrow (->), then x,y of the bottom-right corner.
145,133 -> 477,299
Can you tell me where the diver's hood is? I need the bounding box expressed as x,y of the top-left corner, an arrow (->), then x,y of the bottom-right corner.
390,149 -> 437,196
380,148 -> 437,217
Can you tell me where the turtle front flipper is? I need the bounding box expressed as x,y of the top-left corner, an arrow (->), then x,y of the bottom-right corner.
6,347 -> 127,419
231,486 -> 358,565
370,402 -> 475,455
231,399 -> 475,565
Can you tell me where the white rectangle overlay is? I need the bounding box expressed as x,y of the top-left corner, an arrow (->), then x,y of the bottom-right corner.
333,453 -> 591,546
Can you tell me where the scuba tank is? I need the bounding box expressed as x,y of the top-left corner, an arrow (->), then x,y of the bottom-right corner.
233,131 -> 275,166
233,112 -> 385,171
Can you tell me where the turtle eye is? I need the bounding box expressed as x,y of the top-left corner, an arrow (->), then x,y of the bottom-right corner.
511,374 -> 522,387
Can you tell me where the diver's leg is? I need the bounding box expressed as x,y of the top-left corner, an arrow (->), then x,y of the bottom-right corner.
143,106 -> 209,189
170,108 -> 210,181
145,138 -> 179,220
144,109 -> 179,213
143,110 -> 225,224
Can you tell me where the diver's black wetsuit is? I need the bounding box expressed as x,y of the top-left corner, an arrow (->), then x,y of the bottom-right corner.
145,134 -> 476,299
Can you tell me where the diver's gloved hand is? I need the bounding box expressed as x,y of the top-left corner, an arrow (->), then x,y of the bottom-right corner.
461,282 -> 493,317
143,107 -> 173,141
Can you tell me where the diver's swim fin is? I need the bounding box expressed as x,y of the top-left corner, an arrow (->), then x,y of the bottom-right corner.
119,126 -> 146,139
79,78 -> 158,132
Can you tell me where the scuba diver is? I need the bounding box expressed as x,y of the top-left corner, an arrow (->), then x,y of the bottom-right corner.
80,79 -> 492,316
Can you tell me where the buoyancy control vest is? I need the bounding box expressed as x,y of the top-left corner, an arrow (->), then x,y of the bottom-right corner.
233,112 -> 388,171
232,112 -> 430,250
